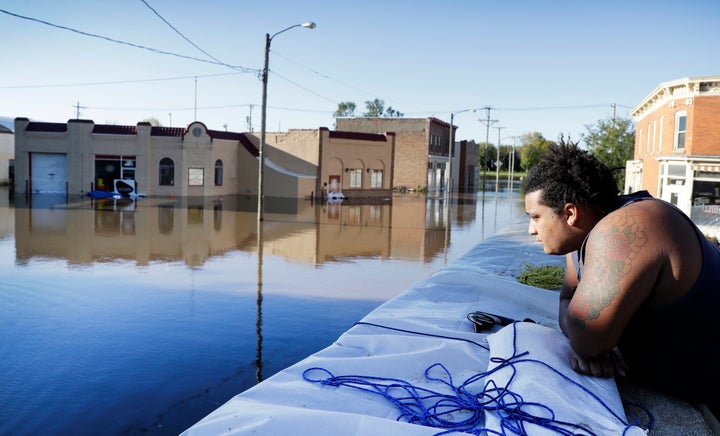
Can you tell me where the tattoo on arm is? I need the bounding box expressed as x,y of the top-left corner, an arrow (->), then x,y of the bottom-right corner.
570,212 -> 647,329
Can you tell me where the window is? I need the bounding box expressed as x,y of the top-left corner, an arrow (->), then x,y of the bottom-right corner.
159,157 -> 174,186
370,169 -> 383,188
652,120 -> 657,154
674,111 -> 687,150
214,159 -> 223,186
95,155 -> 136,191
188,168 -> 204,186
349,169 -> 362,188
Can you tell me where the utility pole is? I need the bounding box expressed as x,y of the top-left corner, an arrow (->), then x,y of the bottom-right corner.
74,102 -> 87,119
611,103 -> 617,127
479,107 -> 497,192
194,76 -> 198,121
247,105 -> 254,132
495,126 -> 504,193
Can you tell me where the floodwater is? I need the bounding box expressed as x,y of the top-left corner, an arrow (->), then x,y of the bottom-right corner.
0,186 -> 527,435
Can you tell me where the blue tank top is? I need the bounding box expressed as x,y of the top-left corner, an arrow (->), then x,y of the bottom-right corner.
573,192 -> 720,410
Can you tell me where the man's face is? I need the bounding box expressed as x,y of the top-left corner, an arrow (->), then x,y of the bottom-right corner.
524,190 -> 574,255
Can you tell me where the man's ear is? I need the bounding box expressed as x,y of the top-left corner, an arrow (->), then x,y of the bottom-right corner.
563,203 -> 578,226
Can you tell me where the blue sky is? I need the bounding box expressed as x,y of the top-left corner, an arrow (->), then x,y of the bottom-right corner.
1,0 -> 718,145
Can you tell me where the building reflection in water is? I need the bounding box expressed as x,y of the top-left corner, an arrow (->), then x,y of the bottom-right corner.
13,194 -> 473,268
11,192 -> 478,384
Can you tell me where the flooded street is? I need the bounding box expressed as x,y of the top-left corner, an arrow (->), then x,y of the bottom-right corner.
0,187 -> 526,435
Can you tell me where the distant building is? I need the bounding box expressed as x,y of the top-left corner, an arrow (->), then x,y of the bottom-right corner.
628,76 -> 720,232
13,118 -> 394,200
0,123 -> 13,186
250,127 -> 395,200
456,139 -> 479,193
337,117 -> 463,193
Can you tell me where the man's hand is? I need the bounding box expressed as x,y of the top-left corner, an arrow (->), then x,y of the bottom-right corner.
569,348 -> 627,378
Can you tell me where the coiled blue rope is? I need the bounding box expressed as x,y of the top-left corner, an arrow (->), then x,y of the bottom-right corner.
302,321 -> 653,435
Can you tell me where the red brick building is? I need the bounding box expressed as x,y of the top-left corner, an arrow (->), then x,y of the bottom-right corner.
628,76 -> 720,232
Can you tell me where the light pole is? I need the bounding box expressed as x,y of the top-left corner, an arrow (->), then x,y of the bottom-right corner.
479,107 -> 497,193
258,22 -> 316,221
495,126 -> 503,193
508,136 -> 518,190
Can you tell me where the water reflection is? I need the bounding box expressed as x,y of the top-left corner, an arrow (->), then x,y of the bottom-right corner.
256,220 -> 264,383
1,187 -> 528,435
12,193 -> 473,268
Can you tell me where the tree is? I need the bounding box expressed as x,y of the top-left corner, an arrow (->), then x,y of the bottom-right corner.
477,142 -> 496,171
362,98 -> 404,118
142,117 -> 162,127
333,101 -> 356,118
583,116 -> 635,190
384,106 -> 404,118
363,98 -> 385,117
519,132 -> 552,171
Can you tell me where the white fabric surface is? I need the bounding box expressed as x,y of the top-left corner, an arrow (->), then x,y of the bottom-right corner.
485,322 -> 645,435
183,222 -> 643,435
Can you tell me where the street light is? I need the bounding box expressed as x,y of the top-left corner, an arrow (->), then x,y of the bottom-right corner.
258,22 -> 316,221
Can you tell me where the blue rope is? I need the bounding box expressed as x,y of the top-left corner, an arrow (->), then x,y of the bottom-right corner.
303,322 -> 653,435
353,321 -> 489,350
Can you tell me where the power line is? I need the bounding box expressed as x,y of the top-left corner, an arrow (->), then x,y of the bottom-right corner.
85,103 -> 331,114
138,0 -> 226,67
0,72 -> 248,89
0,8 -> 258,72
270,70 -> 339,105
495,104 -> 629,111
271,49 -> 378,97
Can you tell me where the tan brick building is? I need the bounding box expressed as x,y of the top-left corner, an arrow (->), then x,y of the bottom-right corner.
0,124 -> 12,185
336,117 -> 458,193
628,76 -> 720,232
249,127 -> 395,200
13,118 -> 393,201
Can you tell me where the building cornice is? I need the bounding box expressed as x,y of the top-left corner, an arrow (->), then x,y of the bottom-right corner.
631,76 -> 720,121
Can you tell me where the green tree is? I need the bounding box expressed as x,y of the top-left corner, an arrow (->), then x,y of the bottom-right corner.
477,142 -> 496,171
362,98 -> 404,118
384,106 -> 404,118
519,132 -> 552,171
363,98 -> 385,117
333,101 -> 356,118
583,117 -> 635,190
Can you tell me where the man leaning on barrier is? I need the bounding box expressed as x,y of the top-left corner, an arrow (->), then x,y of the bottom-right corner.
522,142 -> 720,418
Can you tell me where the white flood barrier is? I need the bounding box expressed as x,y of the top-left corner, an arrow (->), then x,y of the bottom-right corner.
183,221 -> 712,435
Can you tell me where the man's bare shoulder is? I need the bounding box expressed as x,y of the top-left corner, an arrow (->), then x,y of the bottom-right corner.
591,198 -> 703,304
600,198 -> 688,234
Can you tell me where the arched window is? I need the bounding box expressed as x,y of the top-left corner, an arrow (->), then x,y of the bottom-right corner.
159,157 -> 174,186
214,159 -> 223,186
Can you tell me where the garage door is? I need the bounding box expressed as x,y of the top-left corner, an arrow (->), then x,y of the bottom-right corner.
31,153 -> 67,194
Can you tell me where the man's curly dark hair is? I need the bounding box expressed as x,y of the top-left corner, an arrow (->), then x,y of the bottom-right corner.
523,143 -> 619,216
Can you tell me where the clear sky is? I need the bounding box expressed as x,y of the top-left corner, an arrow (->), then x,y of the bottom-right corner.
1,0 -> 718,145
